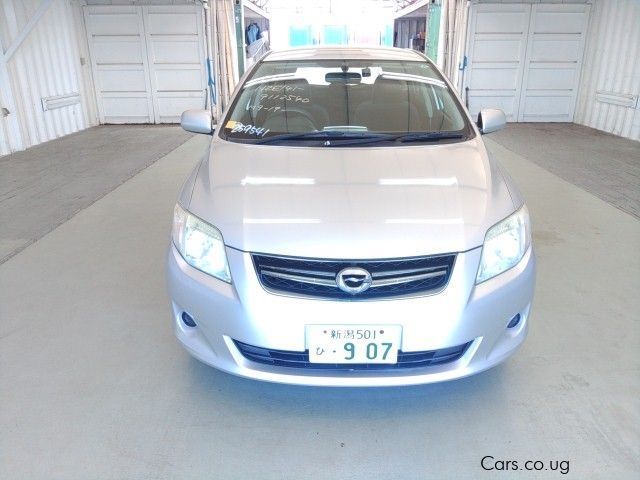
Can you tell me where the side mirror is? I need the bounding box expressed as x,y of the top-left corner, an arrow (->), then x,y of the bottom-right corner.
180,109 -> 215,134
477,108 -> 506,134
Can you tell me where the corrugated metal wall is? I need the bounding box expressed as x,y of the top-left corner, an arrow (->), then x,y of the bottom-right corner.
0,0 -> 95,156
575,0 -> 640,141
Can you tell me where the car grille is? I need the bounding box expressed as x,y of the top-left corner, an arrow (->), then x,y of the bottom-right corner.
251,253 -> 456,300
234,340 -> 472,370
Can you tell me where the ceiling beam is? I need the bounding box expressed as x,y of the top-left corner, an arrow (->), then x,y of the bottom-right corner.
244,0 -> 270,20
393,0 -> 429,19
2,0 -> 55,62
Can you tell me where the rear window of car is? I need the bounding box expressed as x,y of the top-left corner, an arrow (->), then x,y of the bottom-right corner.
220,58 -> 473,145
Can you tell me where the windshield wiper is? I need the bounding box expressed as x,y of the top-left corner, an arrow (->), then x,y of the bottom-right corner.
254,131 -> 392,145
393,131 -> 466,143
327,131 -> 466,146
252,130 -> 465,146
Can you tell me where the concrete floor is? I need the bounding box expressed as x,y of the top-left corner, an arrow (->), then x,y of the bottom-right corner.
0,128 -> 639,479
0,125 -> 192,263
491,123 -> 640,218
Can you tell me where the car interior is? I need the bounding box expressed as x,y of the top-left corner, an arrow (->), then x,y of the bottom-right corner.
240,77 -> 464,134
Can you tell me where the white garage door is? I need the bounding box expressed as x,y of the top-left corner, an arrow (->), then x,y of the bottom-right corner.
84,5 -> 206,124
465,3 -> 590,122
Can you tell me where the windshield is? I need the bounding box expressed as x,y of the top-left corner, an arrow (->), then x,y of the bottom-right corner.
220,59 -> 473,146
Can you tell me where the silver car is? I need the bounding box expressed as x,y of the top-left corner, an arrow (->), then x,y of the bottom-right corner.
166,47 -> 535,386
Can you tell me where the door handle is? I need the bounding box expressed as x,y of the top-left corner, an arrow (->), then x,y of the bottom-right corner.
1,107 -> 9,117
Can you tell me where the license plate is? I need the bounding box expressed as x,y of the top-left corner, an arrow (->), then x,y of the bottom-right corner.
306,325 -> 402,364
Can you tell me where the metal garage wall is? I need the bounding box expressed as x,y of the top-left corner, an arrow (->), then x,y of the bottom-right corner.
0,0 -> 93,156
575,0 -> 640,141
440,0 -> 470,92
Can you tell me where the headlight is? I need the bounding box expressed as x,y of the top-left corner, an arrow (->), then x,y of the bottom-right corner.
172,204 -> 231,283
476,206 -> 531,284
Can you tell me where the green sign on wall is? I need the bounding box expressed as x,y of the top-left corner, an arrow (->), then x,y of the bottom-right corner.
234,0 -> 245,76
426,4 -> 441,63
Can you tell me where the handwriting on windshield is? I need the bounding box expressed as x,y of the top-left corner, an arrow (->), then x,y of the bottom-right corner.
254,84 -> 310,105
259,85 -> 305,92
226,121 -> 270,137
259,94 -> 309,103
245,104 -> 282,113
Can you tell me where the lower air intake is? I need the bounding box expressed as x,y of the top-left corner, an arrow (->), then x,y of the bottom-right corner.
234,340 -> 472,371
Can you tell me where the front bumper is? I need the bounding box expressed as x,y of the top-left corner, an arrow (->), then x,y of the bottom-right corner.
166,245 -> 536,387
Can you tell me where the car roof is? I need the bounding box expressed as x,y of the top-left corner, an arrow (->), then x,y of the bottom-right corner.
263,46 -> 426,62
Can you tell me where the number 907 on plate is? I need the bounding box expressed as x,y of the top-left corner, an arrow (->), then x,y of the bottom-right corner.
306,325 -> 402,364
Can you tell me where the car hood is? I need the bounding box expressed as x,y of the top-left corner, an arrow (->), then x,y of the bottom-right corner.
186,137 -> 517,259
